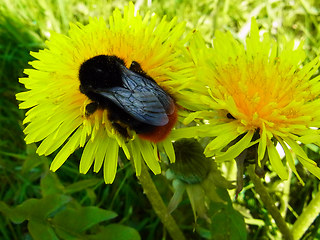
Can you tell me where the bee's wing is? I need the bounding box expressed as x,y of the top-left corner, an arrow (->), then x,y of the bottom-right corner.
97,87 -> 169,126
119,64 -> 175,115
94,63 -> 175,126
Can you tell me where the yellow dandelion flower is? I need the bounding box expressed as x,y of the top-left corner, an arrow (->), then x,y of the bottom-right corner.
16,3 -> 193,183
182,18 -> 320,182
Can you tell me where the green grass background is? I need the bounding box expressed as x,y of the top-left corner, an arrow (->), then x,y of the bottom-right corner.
1,0 -> 320,239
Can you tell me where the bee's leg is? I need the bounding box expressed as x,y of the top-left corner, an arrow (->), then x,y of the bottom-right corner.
85,102 -> 99,116
112,122 -> 130,140
129,61 -> 144,74
129,61 -> 155,82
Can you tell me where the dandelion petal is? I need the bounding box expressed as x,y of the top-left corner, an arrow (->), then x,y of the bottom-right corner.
103,139 -> 119,184
267,140 -> 288,180
50,128 -> 82,171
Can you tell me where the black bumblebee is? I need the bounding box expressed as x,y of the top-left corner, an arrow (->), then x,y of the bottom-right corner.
79,55 -> 177,142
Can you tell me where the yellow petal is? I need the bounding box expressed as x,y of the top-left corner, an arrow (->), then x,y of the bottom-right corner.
214,130 -> 254,162
162,139 -> 175,163
137,138 -> 161,175
277,137 -> 304,184
79,136 -> 99,174
204,131 -> 240,157
93,131 -> 110,173
257,123 -> 267,163
103,139 -> 119,184
50,128 -> 82,171
36,117 -> 82,156
298,156 -> 320,180
267,139 -> 288,180
130,141 -> 142,176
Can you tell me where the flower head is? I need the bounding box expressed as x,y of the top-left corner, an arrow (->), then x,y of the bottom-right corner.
184,19 -> 320,182
16,3 -> 193,183
166,138 -> 234,221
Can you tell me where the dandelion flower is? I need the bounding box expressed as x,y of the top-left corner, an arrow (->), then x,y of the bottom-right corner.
16,3 -> 193,183
183,19 -> 320,182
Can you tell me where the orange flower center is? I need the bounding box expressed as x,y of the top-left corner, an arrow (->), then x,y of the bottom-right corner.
213,58 -> 310,131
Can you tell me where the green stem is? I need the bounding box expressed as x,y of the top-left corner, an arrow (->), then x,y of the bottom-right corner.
137,162 -> 186,240
247,165 -> 293,240
280,166 -> 292,218
292,189 -> 320,240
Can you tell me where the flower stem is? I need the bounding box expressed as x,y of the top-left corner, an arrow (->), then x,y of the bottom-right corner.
292,189 -> 320,240
137,162 -> 186,240
280,167 -> 292,219
247,165 -> 293,240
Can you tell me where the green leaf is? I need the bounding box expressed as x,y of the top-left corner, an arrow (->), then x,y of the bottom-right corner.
196,227 -> 212,239
0,194 -> 71,224
22,144 -> 50,174
52,206 -> 117,234
209,202 -> 247,240
40,171 -> 65,196
65,178 -> 102,194
21,152 -> 43,174
201,163 -> 235,203
28,220 -> 59,240
88,224 -> 141,240
0,201 -> 26,224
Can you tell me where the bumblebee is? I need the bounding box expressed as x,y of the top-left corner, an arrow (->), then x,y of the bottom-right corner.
79,55 -> 177,142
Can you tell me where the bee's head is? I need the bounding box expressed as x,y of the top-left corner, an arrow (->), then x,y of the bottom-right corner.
79,55 -> 125,95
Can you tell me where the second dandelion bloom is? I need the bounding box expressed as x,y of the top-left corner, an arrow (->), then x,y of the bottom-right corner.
185,19 -> 320,182
16,3 -> 195,183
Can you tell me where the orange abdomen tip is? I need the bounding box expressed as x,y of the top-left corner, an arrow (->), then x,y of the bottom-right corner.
138,105 -> 178,143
